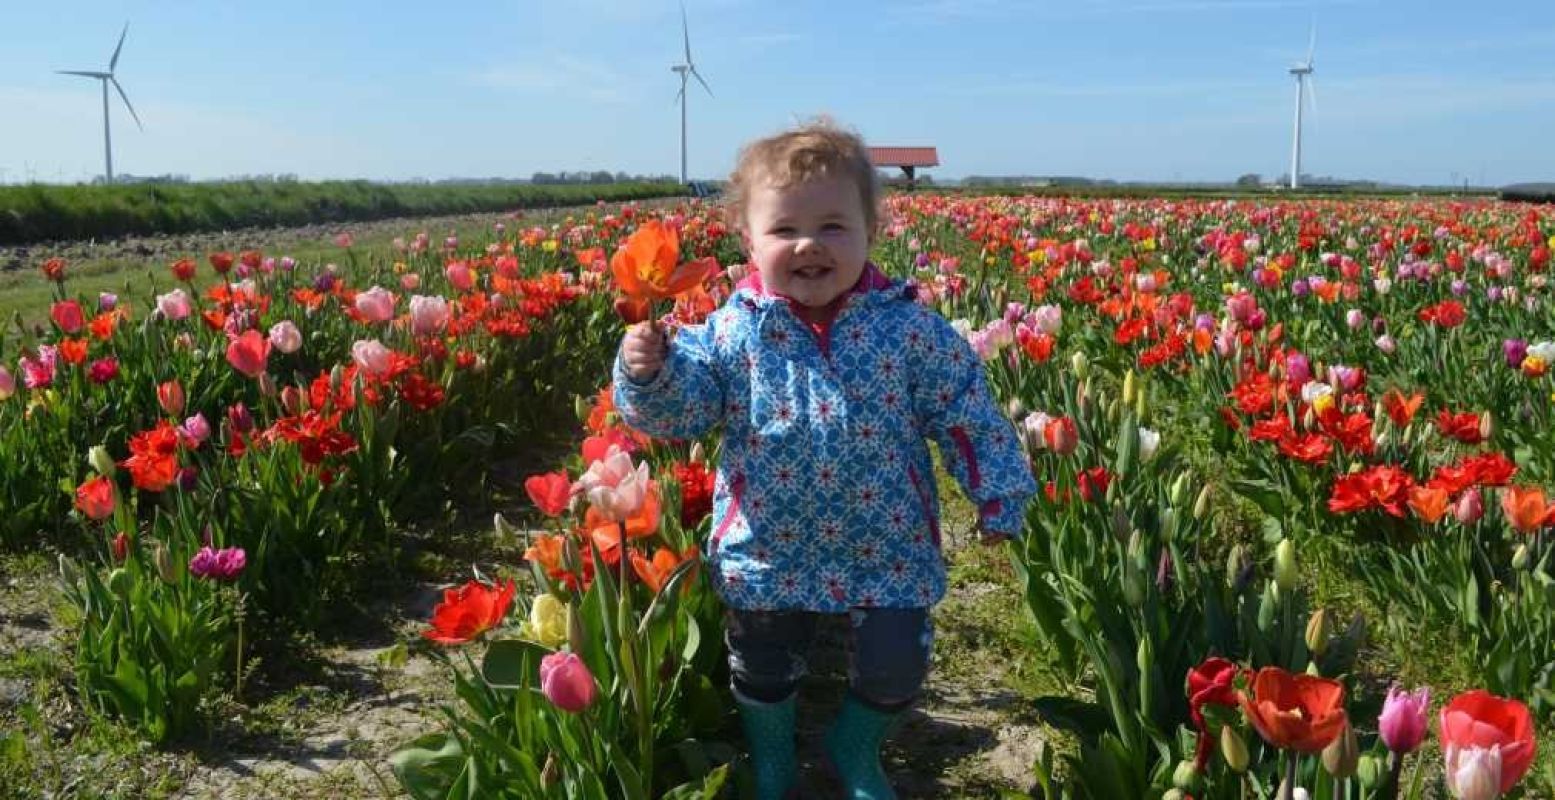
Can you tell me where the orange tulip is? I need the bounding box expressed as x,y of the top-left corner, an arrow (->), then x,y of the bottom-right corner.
630,546 -> 699,594
1407,486 -> 1450,525
584,483 -> 662,561
1239,666 -> 1348,753
609,220 -> 717,302
1500,485 -> 1550,534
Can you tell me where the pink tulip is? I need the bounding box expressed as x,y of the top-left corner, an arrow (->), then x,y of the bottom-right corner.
399,273 -> 421,291
351,339 -> 393,377
445,261 -> 474,292
1455,488 -> 1484,525
539,652 -> 597,713
334,232 -> 354,248
20,346 -> 57,389
575,446 -> 650,521
226,330 -> 271,378
156,289 -> 192,321
354,286 -> 396,323
269,320 -> 303,354
0,366 -> 15,400
1379,685 -> 1430,754
409,295 -> 450,336
1445,745 -> 1503,800
180,413 -> 211,447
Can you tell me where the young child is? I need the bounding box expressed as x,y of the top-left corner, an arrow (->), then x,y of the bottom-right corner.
614,121 -> 1036,800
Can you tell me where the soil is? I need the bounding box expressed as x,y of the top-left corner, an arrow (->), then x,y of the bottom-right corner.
0,523 -> 1049,799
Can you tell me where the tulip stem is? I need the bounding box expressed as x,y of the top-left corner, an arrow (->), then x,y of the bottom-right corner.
1281,753 -> 1297,800
1385,750 -> 1402,800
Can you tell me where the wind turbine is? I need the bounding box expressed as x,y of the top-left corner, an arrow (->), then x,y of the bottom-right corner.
57,23 -> 144,185
671,3 -> 712,185
1287,25 -> 1318,190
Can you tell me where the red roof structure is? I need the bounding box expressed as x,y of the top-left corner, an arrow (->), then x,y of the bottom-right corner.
869,147 -> 939,168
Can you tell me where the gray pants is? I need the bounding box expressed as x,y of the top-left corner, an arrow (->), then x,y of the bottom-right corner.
726,607 -> 933,712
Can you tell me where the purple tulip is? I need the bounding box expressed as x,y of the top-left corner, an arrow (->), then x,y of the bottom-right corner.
189,545 -> 246,581
1504,339 -> 1529,369
539,652 -> 598,713
1378,684 -> 1430,754
1291,278 -> 1310,297
1450,279 -> 1468,296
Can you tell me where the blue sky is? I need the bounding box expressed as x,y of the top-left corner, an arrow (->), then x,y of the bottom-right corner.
2,0 -> 1552,186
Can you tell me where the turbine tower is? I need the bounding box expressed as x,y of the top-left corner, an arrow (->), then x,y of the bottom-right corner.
671,3 -> 712,185
1288,26 -> 1317,190
57,23 -> 144,185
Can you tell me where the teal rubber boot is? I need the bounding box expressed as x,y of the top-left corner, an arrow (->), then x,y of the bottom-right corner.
823,694 -> 901,800
735,692 -> 798,800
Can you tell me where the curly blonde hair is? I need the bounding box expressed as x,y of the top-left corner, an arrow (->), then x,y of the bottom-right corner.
726,117 -> 879,241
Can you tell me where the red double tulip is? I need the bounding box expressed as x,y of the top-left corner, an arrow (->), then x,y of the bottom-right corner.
1238,666 -> 1347,753
422,579 -> 516,645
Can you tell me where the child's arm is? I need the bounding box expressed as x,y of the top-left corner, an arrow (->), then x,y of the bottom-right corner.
611,314 -> 727,440
911,312 -> 1038,538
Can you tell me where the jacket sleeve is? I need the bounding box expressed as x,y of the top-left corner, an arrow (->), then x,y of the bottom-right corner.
612,313 -> 728,440
910,311 -> 1037,536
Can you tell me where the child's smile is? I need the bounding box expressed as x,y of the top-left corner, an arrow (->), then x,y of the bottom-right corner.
743,175 -> 871,314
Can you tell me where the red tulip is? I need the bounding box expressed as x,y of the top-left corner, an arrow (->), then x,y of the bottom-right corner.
226,330 -> 272,378
1043,416 -> 1079,456
1238,666 -> 1347,753
74,476 -> 116,521
422,579 -> 516,645
524,471 -> 572,518
51,300 -> 85,334
157,380 -> 186,417
1187,656 -> 1240,766
1439,690 -> 1536,794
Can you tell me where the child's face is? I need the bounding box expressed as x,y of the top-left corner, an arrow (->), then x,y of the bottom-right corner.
742,174 -> 870,310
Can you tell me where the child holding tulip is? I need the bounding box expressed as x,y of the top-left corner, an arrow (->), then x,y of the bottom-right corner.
614,120 -> 1036,799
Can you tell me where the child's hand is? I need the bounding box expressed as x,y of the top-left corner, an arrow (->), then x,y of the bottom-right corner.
622,321 -> 668,382
978,527 -> 1014,546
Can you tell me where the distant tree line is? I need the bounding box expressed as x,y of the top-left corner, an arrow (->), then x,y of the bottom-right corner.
530,171 -> 679,185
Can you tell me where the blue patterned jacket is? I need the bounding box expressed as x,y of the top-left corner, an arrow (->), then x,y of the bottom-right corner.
613,264 -> 1036,611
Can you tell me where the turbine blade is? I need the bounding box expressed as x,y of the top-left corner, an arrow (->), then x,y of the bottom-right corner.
1306,76 -> 1318,126
675,83 -> 685,106
111,22 -> 129,71
682,2 -> 692,64
1306,22 -> 1316,66
58,70 -> 111,78
692,67 -> 712,98
112,77 -> 144,131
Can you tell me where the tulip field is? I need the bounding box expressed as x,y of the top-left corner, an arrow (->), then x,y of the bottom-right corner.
1,192 -> 1555,798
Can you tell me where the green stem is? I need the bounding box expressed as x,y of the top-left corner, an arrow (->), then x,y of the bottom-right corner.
1281,752 -> 1298,800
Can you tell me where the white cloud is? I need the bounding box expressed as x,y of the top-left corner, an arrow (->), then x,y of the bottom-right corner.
472,55 -> 630,104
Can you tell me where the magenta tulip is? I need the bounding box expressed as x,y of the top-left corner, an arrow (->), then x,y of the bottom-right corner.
539,652 -> 597,713
1378,684 -> 1430,754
